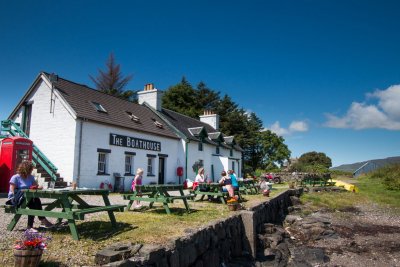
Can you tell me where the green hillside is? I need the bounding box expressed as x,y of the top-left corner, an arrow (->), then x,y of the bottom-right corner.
331,156 -> 400,173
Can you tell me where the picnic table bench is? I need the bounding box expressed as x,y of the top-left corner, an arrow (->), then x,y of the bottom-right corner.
301,175 -> 336,187
238,179 -> 259,195
122,184 -> 191,214
2,189 -> 125,240
191,183 -> 243,204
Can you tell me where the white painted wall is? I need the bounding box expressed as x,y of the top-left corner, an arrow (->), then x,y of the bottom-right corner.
185,141 -> 242,182
78,121 -> 181,190
11,79 -> 77,183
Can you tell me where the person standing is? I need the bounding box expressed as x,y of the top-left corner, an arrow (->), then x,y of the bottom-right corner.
8,161 -> 53,231
131,168 -> 144,208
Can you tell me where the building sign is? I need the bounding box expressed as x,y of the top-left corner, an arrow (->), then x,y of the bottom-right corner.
109,133 -> 161,151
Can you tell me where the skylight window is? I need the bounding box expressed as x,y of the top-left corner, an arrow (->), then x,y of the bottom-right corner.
152,118 -> 163,128
126,111 -> 140,122
92,102 -> 107,113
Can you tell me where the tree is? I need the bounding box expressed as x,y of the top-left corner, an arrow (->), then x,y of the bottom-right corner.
162,77 -> 199,117
244,129 -> 291,172
90,53 -> 136,101
298,151 -> 332,168
291,151 -> 332,172
196,82 -> 220,111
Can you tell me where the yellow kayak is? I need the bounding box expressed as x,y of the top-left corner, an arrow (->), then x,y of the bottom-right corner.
331,179 -> 359,192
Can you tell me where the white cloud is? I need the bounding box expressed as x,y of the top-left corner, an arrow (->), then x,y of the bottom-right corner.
289,121 -> 309,132
325,85 -> 400,130
266,120 -> 309,136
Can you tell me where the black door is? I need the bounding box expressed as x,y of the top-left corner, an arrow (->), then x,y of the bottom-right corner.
158,157 -> 165,184
22,104 -> 32,136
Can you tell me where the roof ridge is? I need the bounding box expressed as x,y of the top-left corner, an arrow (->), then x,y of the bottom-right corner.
43,71 -> 140,106
162,108 -> 217,130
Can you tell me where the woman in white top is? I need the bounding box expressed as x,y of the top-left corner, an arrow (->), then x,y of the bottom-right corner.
195,167 -> 205,183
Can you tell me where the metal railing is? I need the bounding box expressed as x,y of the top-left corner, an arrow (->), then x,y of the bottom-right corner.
1,120 -> 58,181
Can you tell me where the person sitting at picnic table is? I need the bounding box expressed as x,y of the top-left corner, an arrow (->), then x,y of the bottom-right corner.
228,170 -> 239,191
195,167 -> 205,183
8,161 -> 54,231
219,171 -> 234,197
131,168 -> 144,208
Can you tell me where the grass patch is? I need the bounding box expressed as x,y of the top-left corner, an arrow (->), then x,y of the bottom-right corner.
0,187 -> 288,266
300,191 -> 366,212
302,164 -> 400,213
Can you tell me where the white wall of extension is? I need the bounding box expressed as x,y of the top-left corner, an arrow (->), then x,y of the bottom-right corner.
78,120 -> 182,191
11,79 -> 78,183
185,141 -> 242,182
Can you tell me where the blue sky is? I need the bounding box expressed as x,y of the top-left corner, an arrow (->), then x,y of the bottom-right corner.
1,0 -> 399,166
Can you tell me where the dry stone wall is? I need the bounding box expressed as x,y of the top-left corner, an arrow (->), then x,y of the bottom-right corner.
96,189 -> 302,267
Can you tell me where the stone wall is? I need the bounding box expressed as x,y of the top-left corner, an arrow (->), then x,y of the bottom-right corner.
96,189 -> 302,267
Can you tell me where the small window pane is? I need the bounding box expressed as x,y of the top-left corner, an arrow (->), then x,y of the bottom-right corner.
147,158 -> 153,175
98,153 -> 107,174
198,141 -> 203,151
125,155 -> 133,174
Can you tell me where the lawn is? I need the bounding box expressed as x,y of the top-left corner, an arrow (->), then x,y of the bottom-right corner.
1,186 -> 288,266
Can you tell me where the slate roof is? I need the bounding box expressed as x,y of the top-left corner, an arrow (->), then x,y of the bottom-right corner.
45,73 -> 179,140
161,109 -> 217,141
160,108 -> 243,151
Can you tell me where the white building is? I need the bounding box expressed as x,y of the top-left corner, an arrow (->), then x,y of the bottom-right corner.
8,72 -> 243,190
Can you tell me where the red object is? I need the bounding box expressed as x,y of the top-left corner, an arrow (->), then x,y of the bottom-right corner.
0,137 -> 33,193
192,182 -> 199,191
176,167 -> 183,177
30,185 -> 38,190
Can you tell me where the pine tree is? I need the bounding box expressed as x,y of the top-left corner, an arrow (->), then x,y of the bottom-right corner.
90,53 -> 136,101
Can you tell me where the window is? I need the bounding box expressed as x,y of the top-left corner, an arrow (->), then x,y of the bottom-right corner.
126,111 -> 140,122
98,152 -> 108,174
232,161 -> 235,173
198,141 -> 203,151
151,118 -> 163,128
92,102 -> 107,113
147,157 -> 154,175
125,155 -> 134,175
216,146 -> 220,154
230,149 -> 233,157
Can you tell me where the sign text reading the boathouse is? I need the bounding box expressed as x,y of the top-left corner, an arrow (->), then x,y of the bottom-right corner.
110,133 -> 161,151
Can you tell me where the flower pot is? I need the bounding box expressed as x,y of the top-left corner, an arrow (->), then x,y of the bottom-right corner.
227,203 -> 238,211
14,249 -> 43,267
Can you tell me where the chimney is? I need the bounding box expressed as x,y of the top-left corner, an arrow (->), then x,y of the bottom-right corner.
199,110 -> 220,130
137,83 -> 164,111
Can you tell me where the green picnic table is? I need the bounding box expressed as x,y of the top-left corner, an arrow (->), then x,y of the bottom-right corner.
238,179 -> 259,195
191,183 -> 243,204
3,189 -> 125,240
122,184 -> 191,214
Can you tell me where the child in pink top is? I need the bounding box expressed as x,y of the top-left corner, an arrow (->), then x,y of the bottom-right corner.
131,168 -> 144,208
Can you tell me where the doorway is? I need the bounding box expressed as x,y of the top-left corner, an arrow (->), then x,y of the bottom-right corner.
158,157 -> 165,184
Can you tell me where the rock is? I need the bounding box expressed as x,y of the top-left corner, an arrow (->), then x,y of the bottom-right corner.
262,223 -> 276,234
291,247 -> 329,266
284,215 -> 302,226
139,244 -> 166,265
95,243 -> 143,265
95,250 -> 123,265
290,196 -> 301,206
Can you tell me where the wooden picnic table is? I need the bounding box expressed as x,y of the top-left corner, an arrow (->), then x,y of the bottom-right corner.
301,175 -> 336,187
3,189 -> 125,240
238,179 -> 259,195
191,183 -> 243,204
122,184 -> 191,214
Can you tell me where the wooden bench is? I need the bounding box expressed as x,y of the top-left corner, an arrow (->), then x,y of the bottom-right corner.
123,184 -> 191,214
3,189 -> 125,240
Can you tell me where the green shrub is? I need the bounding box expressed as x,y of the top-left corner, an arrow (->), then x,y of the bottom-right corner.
368,164 -> 400,191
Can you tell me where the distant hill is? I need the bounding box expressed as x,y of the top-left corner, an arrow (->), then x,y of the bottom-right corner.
331,156 -> 400,173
